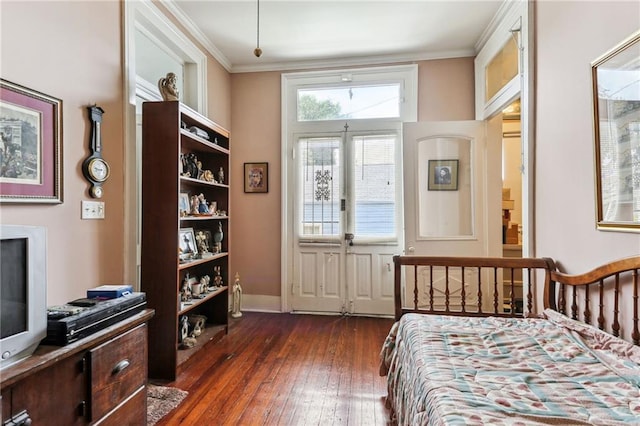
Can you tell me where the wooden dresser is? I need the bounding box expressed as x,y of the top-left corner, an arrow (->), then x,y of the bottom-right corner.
1,309 -> 154,425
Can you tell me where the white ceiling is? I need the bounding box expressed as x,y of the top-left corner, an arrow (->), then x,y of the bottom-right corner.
166,0 -> 505,73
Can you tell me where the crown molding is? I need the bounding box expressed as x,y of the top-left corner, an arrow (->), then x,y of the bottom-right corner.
162,0 -> 232,72
475,0 -> 521,52
230,48 -> 475,74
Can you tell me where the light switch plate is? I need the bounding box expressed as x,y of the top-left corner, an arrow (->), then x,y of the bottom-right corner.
81,200 -> 105,219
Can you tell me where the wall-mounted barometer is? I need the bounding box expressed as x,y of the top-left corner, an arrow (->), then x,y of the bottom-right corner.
82,105 -> 110,198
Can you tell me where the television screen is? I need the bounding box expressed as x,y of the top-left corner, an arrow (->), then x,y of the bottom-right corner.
1,237 -> 28,339
0,225 -> 46,370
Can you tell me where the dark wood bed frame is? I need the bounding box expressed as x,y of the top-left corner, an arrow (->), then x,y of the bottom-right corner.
393,255 -> 640,345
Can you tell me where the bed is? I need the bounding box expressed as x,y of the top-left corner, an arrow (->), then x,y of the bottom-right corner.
380,255 -> 640,425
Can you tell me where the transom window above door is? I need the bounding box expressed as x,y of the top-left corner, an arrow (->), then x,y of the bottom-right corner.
297,84 -> 401,121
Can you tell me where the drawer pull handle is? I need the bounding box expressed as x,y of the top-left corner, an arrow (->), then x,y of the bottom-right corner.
112,359 -> 130,375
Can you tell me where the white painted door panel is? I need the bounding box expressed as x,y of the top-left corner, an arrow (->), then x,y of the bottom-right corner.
291,129 -> 401,315
402,121 -> 501,312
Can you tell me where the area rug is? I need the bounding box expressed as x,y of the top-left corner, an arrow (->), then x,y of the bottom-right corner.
147,384 -> 188,425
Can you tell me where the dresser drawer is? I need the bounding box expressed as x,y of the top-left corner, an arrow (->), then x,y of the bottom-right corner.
89,323 -> 148,421
93,385 -> 147,426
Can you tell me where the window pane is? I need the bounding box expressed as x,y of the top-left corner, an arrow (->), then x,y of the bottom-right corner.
353,135 -> 396,238
485,36 -> 518,101
299,137 -> 341,237
298,84 -> 400,121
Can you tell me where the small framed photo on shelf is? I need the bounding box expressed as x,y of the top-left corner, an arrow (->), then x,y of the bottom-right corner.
244,162 -> 268,193
428,159 -> 459,191
179,192 -> 190,216
178,228 -> 197,261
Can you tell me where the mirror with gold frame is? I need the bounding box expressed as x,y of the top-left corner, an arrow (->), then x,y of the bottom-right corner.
592,31 -> 640,232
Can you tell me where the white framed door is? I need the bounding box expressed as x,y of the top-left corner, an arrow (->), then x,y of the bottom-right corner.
290,127 -> 402,315
402,121 -> 503,311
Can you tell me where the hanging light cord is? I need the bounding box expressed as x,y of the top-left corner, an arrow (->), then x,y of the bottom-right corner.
254,0 -> 262,57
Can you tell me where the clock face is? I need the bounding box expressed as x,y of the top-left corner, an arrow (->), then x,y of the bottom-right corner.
88,158 -> 110,182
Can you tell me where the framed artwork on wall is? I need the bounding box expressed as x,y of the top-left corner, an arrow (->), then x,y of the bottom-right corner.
592,30 -> 640,232
0,79 -> 63,203
428,159 -> 459,191
244,162 -> 268,193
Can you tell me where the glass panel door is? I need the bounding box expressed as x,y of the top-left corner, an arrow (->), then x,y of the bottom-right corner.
351,134 -> 398,240
298,136 -> 342,240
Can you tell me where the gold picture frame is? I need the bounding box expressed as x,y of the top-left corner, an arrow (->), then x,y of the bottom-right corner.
428,159 -> 459,191
592,30 -> 640,232
0,79 -> 63,203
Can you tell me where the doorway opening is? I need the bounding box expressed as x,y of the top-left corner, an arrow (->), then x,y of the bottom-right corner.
499,99 -> 523,312
281,65 -> 418,316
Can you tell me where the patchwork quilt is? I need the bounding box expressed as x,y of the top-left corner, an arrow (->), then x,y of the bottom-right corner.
380,310 -> 640,425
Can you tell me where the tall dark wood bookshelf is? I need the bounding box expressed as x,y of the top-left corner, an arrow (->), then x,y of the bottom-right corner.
141,101 -> 230,381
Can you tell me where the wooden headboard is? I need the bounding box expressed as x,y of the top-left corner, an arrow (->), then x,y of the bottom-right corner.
393,255 -> 556,320
548,255 -> 640,345
393,254 -> 640,345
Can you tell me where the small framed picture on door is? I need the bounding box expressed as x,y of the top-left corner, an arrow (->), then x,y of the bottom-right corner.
428,159 -> 458,191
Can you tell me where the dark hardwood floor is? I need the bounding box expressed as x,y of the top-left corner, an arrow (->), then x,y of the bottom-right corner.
153,312 -> 394,425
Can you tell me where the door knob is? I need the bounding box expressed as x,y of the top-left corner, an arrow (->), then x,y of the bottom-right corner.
408,246 -> 415,253
344,233 -> 354,246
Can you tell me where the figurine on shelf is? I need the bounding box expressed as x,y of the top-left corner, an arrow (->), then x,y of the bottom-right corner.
198,193 -> 210,214
202,169 -> 215,182
218,167 -> 225,185
209,201 -> 218,216
188,314 -> 207,337
180,274 -> 192,302
158,72 -> 180,101
213,266 -> 223,288
196,161 -> 204,180
190,195 -> 200,215
196,230 -> 211,258
213,221 -> 223,253
231,272 -> 243,318
179,336 -> 196,349
178,315 -> 189,343
182,153 -> 198,178
200,275 -> 211,293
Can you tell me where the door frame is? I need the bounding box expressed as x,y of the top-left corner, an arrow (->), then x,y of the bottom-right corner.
290,126 -> 404,315
474,0 -> 533,257
123,0 -> 208,289
281,65 -> 418,313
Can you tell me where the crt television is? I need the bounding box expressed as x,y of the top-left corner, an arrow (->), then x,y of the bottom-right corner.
0,225 -> 47,369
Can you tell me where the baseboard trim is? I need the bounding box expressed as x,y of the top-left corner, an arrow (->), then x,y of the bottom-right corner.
239,294 -> 282,313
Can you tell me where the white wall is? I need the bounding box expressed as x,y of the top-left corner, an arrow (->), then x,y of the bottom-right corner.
535,1 -> 639,339
536,1 -> 639,267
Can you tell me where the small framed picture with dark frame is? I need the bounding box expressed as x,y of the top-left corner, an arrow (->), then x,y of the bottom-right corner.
428,159 -> 459,191
178,227 -> 197,261
244,162 -> 268,193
